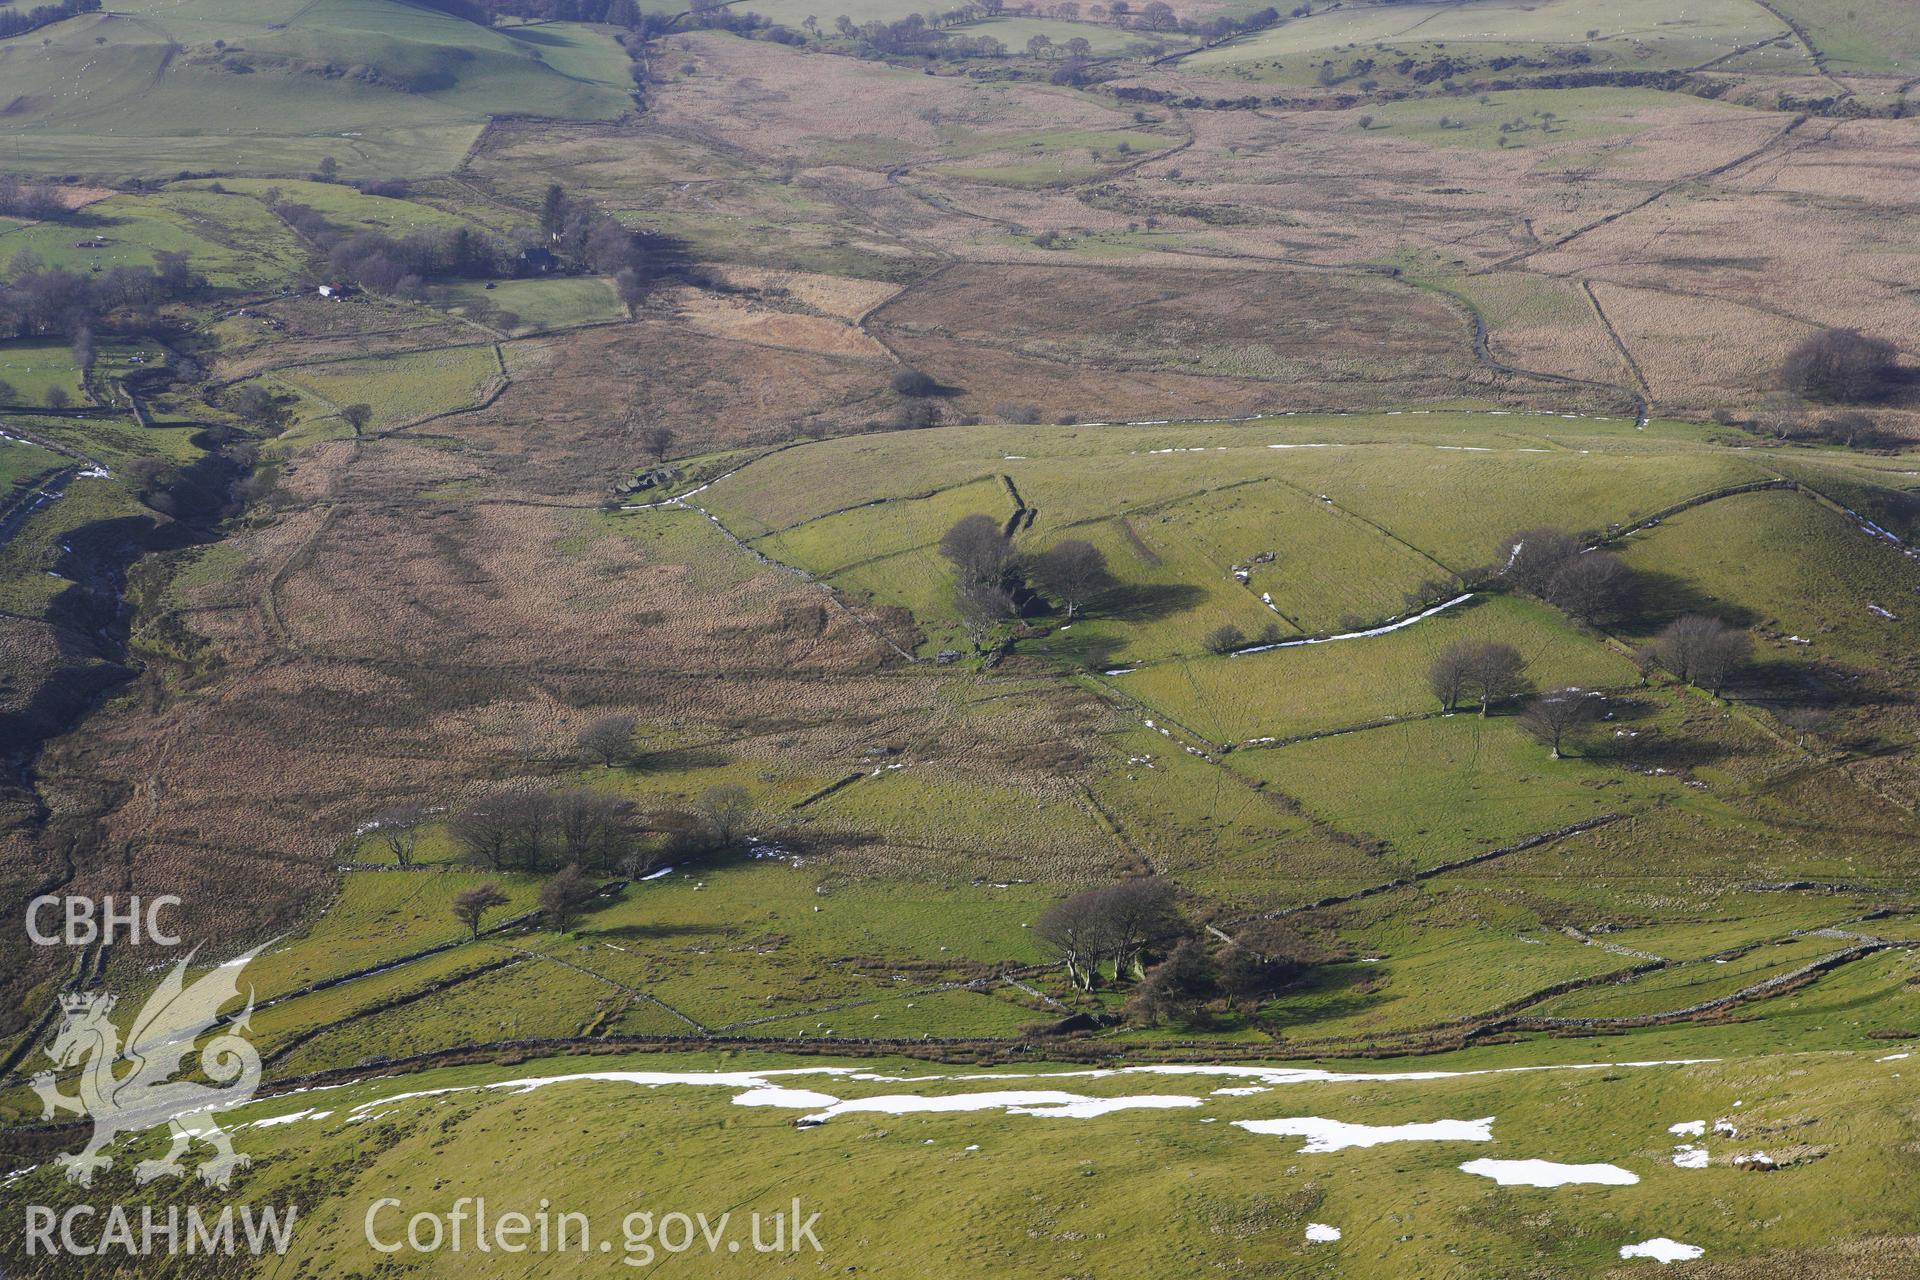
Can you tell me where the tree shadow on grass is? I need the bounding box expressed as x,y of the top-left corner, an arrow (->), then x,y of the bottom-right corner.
1257,964 -> 1385,1027
594,921 -> 733,942
1100,581 -> 1208,624
630,746 -> 733,772
1620,569 -> 1759,634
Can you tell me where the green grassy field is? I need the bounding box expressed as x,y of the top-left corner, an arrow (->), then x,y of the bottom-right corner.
0,0 -> 633,178
1116,593 -> 1636,744
12,1030 -> 1919,1277
440,275 -> 627,334
0,189 -> 309,289
1772,0 -> 1920,70
1187,0 -> 1793,85
1613,487 -> 1920,675
0,433 -> 65,490
0,340 -> 87,406
272,343 -> 502,430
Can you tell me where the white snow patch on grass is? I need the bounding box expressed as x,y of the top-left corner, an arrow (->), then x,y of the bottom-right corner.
1233,1115 -> 1493,1152
1305,1223 -> 1341,1243
732,1087 -> 843,1109
1459,1158 -> 1638,1187
1619,1238 -> 1704,1263
795,1091 -> 1204,1125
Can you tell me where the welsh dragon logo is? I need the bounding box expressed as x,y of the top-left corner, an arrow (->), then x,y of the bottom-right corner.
32,944 -> 268,1189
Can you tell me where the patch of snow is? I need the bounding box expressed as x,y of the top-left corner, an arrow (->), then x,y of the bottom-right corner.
732,1087 -> 842,1110
250,1108 -> 333,1128
1233,594 -> 1474,655
1878,1052 -> 1910,1061
1671,1145 -> 1707,1169
1668,1120 -> 1705,1137
1305,1223 -> 1341,1243
1458,1158 -> 1638,1187
1234,1115 -> 1493,1152
1619,1238 -> 1703,1264
797,1092 -> 1204,1125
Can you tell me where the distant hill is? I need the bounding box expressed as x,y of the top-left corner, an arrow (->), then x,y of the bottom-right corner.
0,0 -> 635,179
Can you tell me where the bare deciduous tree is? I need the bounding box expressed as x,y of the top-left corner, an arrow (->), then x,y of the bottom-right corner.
1500,527 -> 1582,596
639,424 -> 676,465
1463,641 -> 1530,715
696,784 -> 754,850
1030,539 -> 1110,620
452,883 -> 510,939
539,864 -> 596,932
1521,687 -> 1602,758
939,514 -> 1015,588
1435,641 -> 1530,716
451,794 -> 516,871
1429,643 -> 1471,711
577,713 -> 637,768
1100,877 -> 1182,982
1546,551 -> 1634,626
371,802 -> 426,867
1033,889 -> 1110,991
1203,623 -> 1246,656
1032,877 -> 1184,990
556,789 -> 632,870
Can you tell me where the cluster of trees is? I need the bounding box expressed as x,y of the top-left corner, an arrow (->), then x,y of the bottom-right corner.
1507,617 -> 1751,757
1500,526 -> 1637,625
0,251 -> 201,342
267,183 -> 647,305
1129,923 -> 1329,1027
1782,327 -> 1901,404
0,177 -> 69,220
813,0 -> 1278,60
1032,878 -> 1182,991
938,514 -> 1113,631
1640,614 -> 1751,696
445,779 -> 756,877
0,0 -> 98,41
450,788 -> 641,875
536,184 -> 651,299
1032,878 -> 1330,1028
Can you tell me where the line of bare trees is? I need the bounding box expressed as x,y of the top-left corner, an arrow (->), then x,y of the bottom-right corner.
450,788 -> 641,875
437,778 -> 756,879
